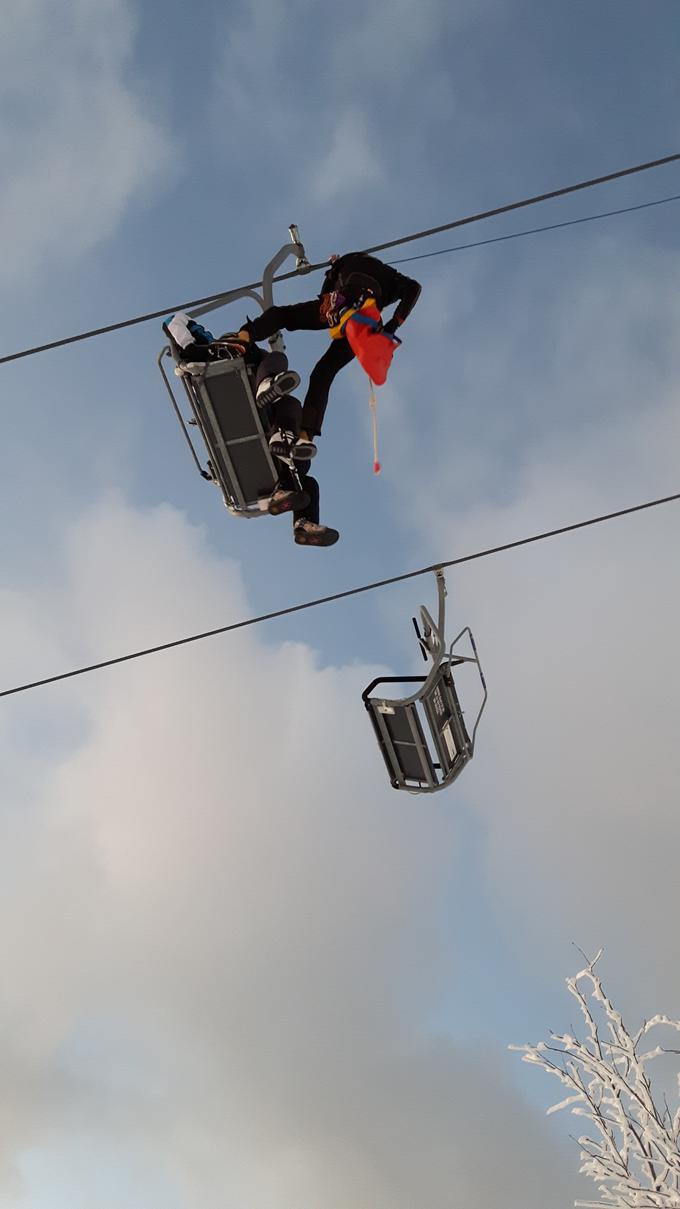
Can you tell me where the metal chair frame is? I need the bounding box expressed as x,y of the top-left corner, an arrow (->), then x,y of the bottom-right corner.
157,226 -> 311,518
363,570 -> 487,793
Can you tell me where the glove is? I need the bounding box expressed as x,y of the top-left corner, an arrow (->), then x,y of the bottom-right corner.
382,316 -> 399,337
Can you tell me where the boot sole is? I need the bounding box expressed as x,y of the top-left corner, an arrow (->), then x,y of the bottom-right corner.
274,371 -> 301,395
256,371 -> 301,409
269,491 -> 310,516
292,443 -> 317,461
294,529 -> 339,547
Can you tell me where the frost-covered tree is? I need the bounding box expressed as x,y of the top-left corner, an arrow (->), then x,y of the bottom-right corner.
511,952 -> 680,1209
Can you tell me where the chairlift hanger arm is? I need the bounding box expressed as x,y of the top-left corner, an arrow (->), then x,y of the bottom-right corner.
185,226 -> 310,323
262,225 -> 311,310
416,567 -> 448,663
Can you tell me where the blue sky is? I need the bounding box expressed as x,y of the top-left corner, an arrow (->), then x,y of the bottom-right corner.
1,1 -> 680,1206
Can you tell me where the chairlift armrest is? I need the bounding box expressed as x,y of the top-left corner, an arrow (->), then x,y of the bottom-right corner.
362,674 -> 426,703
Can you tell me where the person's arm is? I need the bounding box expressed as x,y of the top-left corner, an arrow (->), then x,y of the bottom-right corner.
381,268 -> 421,334
238,308 -> 281,343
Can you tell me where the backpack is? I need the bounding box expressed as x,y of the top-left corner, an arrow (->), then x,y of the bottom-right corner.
164,312 -> 216,360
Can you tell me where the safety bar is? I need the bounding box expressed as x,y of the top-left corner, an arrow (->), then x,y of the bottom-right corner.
447,625 -> 488,753
361,661 -> 469,703
157,345 -> 211,480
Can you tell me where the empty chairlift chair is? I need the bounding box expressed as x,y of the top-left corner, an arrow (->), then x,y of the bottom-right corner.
157,226 -> 310,518
363,570 -> 487,793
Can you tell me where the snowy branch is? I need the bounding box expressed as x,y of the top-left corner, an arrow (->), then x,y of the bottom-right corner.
510,955 -> 680,1209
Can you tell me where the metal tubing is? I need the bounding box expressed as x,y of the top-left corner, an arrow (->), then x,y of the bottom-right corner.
448,626 -> 488,753
186,226 -> 310,341
288,225 -> 311,273
157,347 -> 210,479
418,568 -> 447,664
262,241 -> 303,310
187,287 -> 265,322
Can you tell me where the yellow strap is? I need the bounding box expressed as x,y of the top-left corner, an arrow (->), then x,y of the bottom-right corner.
328,296 -> 380,340
328,304 -> 359,340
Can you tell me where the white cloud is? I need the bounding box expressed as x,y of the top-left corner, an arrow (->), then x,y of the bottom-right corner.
0,497 -> 578,1208
309,110 -> 383,202
0,0 -> 173,289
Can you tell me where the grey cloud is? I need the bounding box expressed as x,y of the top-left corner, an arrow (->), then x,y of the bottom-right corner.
0,499 -> 578,1207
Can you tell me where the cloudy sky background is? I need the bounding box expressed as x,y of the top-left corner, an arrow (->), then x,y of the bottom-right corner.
1,1 -> 680,1206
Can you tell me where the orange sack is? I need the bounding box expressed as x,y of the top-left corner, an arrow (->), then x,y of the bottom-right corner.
344,299 -> 400,386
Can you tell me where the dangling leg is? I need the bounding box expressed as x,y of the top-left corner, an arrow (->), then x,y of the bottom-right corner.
267,393 -> 302,459
268,459 -> 310,517
267,395 -> 310,516
254,350 -> 301,409
267,396 -> 338,543
292,466 -> 339,548
296,337 -> 356,457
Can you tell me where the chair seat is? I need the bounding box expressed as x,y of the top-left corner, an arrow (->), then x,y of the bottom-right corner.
363,662 -> 472,793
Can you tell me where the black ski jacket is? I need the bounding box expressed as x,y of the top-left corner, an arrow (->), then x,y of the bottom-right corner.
320,253 -> 421,328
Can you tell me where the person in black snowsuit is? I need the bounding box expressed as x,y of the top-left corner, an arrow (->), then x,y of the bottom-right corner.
238,252 -> 421,458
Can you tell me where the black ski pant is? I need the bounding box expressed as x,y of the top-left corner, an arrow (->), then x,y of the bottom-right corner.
267,391 -> 319,524
244,351 -> 318,522
246,302 -> 356,437
277,459 -> 319,524
252,348 -> 287,391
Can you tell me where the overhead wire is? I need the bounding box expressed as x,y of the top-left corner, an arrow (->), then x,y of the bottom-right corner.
1,151 -> 679,367
389,192 -> 680,267
2,488 -> 679,700
2,152 -> 679,700
363,152 -> 680,257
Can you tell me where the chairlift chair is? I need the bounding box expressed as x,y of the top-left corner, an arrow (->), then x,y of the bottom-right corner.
362,570 -> 487,793
157,226 -> 311,518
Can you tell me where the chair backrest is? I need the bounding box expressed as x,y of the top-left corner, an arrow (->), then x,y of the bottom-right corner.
182,357 -> 279,517
363,662 -> 472,793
